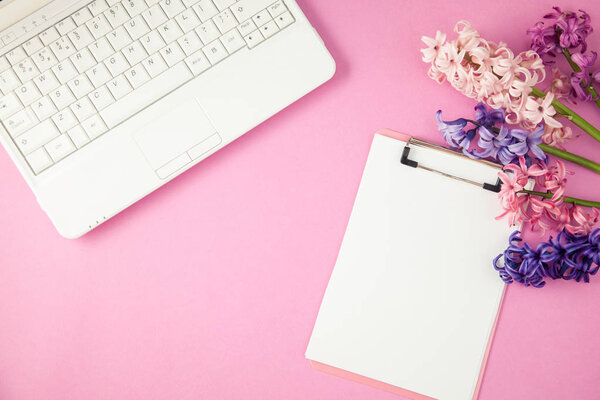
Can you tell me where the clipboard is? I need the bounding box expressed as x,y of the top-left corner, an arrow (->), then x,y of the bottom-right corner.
305,129 -> 512,400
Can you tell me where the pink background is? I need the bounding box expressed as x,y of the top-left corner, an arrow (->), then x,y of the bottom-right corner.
2,1 -> 600,399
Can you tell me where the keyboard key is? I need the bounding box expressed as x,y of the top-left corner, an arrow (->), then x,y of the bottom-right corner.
229,0 -> 272,23
124,63 -> 150,88
123,41 -> 148,65
45,134 -> 76,161
182,0 -> 200,7
86,15 -> 112,39
72,7 -> 94,25
0,56 -> 10,73
52,108 -> 79,132
32,48 -> 59,72
71,48 -> 97,73
0,69 -> 21,94
104,4 -> 130,28
192,0 -> 218,22
87,63 -> 112,87
40,27 -> 61,46
202,39 -> 228,64
252,10 -> 271,27
34,70 -> 61,95
100,61 -> 192,128
184,50 -> 210,75
0,92 -> 23,119
160,42 -> 185,66
5,108 -> 39,138
16,81 -> 42,106
105,52 -> 130,76
268,1 -> 286,18
243,30 -> 264,49
274,11 -> 294,29
6,47 -> 28,65
81,114 -> 108,139
50,37 -> 77,61
68,74 -> 95,98
107,74 -> 133,99
49,85 -> 76,110
195,20 -> 219,44
142,4 -> 168,29
258,20 -> 279,39
178,31 -> 203,56
213,9 -> 237,33
13,58 -> 40,82
107,26 -> 133,51
70,97 -> 96,121
159,0 -> 185,19
213,0 -> 234,12
23,37 -> 44,56
141,53 -> 168,77
158,19 -> 184,44
89,37 -> 115,62
68,125 -> 90,148
140,30 -> 166,54
52,59 -> 79,84
88,0 -> 110,16
68,25 -> 95,50
124,15 -> 151,40
31,96 -> 58,120
175,8 -> 201,33
121,0 -> 147,17
237,19 -> 256,37
89,85 -> 115,109
220,29 -> 245,53
56,17 -> 77,36
26,147 -> 53,174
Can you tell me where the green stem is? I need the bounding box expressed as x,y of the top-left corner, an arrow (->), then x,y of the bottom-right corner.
531,87 -> 600,143
539,144 -> 600,174
520,189 -> 600,209
561,47 -> 600,108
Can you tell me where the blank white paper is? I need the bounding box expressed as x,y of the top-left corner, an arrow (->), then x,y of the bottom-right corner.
306,134 -> 512,400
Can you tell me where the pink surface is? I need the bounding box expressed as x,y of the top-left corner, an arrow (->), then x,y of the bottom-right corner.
2,1 -> 600,399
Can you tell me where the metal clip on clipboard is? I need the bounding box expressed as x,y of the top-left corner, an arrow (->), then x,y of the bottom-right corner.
400,138 -> 502,193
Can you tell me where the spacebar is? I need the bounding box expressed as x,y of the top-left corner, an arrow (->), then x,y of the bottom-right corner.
100,62 -> 194,129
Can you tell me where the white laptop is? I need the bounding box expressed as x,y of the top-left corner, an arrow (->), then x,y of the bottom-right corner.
0,0 -> 335,238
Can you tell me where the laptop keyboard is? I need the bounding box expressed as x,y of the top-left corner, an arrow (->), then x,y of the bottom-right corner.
0,0 -> 295,175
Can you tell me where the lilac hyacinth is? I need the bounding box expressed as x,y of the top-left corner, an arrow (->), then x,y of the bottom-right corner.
495,229 -> 600,287
473,125 -> 517,165
435,110 -> 473,151
508,125 -> 546,162
435,103 -> 546,165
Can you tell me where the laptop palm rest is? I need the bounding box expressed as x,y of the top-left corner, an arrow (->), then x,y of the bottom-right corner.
133,99 -> 222,179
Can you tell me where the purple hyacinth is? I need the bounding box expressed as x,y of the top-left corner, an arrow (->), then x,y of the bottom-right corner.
474,103 -> 505,127
495,229 -> 600,287
508,125 -> 546,162
493,231 -> 547,288
569,52 -> 600,101
473,125 -> 517,165
527,7 -> 594,64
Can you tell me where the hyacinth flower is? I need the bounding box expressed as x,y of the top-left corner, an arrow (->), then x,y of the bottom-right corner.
527,7 -> 600,107
494,229 -> 600,287
421,20 -> 600,173
435,104 -> 598,172
496,156 -> 600,234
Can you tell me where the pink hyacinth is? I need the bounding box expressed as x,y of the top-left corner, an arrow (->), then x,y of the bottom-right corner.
495,158 -> 597,235
421,21 -> 572,145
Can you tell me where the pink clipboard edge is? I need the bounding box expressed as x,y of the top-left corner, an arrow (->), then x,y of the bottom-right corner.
307,128 -> 508,400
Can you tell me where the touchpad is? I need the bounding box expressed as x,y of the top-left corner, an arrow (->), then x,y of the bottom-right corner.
134,99 -> 222,179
